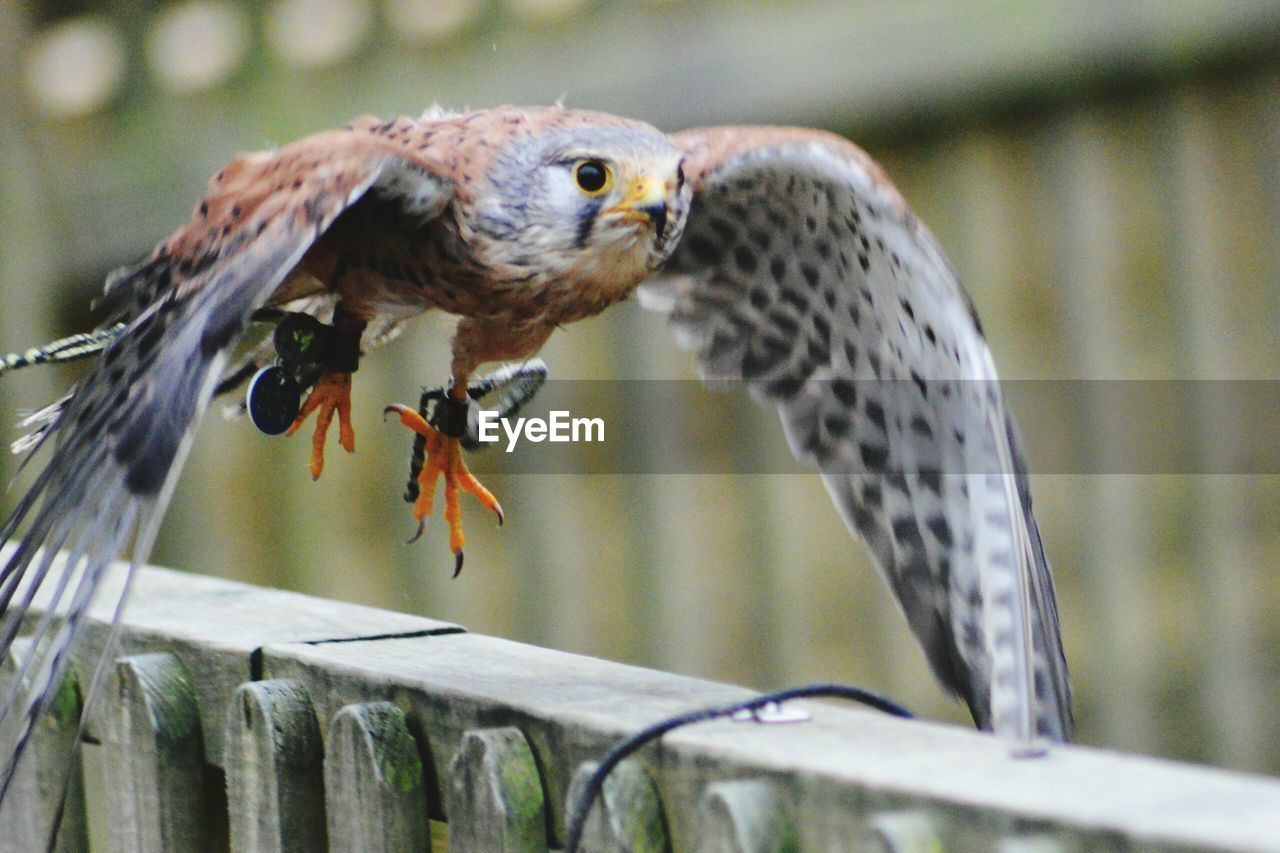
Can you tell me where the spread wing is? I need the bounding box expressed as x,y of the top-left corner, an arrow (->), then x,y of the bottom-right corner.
640,127 -> 1072,741
0,122 -> 456,799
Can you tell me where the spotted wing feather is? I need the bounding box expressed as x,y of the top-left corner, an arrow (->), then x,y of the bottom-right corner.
641,127 -> 1072,741
0,128 -> 455,799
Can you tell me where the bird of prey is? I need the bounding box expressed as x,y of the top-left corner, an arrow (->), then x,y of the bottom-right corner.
0,105 -> 1072,799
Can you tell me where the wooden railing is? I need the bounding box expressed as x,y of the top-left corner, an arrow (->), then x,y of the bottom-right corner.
1,553 -> 1278,851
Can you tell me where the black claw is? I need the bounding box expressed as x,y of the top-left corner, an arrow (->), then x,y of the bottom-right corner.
407,520 -> 425,544
494,506 -> 505,527
453,550 -> 464,578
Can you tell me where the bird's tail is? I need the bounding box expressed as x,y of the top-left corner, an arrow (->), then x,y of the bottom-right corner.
0,325 -> 125,377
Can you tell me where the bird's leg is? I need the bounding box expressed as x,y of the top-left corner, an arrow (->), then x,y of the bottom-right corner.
290,372 -> 354,478
399,359 -> 547,506
384,380 -> 506,576
411,360 -> 549,459
284,305 -> 366,479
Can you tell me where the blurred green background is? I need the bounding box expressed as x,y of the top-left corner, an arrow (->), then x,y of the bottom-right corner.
2,0 -> 1280,778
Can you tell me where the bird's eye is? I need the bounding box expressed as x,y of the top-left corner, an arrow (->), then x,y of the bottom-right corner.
573,160 -> 612,196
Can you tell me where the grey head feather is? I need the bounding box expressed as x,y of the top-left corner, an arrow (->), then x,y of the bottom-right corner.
472,125 -> 689,273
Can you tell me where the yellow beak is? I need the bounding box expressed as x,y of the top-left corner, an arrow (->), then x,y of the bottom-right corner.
604,175 -> 671,238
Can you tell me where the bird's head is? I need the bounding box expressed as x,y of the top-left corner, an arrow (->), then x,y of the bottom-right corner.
472,120 -> 690,285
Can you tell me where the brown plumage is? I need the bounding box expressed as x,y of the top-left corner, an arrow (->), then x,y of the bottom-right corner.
0,105 -> 1072,813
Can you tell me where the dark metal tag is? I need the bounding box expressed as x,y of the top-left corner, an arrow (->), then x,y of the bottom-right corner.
247,365 -> 301,435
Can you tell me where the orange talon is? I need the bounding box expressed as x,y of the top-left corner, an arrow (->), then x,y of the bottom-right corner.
385,400 -> 504,573
288,372 -> 355,479
414,433 -> 445,522
444,475 -> 462,549
456,464 -> 504,526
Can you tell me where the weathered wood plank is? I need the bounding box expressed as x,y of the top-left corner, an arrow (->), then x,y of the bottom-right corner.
0,638 -> 88,853
6,544 -> 459,765
446,726 -> 546,852
861,811 -> 941,853
103,652 -> 208,852
1045,108 -> 1162,758
1163,81 -> 1275,773
324,701 -> 429,852
994,836 -> 1075,853
225,679 -> 327,853
691,779 -> 795,853
565,759 -> 668,853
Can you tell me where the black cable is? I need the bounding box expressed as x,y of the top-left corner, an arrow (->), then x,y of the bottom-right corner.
561,683 -> 913,852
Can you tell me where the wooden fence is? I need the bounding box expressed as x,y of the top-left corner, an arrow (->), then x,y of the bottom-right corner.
2,550 -> 1279,851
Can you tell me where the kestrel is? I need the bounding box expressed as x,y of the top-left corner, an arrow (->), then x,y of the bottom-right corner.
0,105 -> 1072,801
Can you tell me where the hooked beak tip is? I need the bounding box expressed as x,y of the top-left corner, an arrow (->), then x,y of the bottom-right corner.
639,202 -> 668,241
